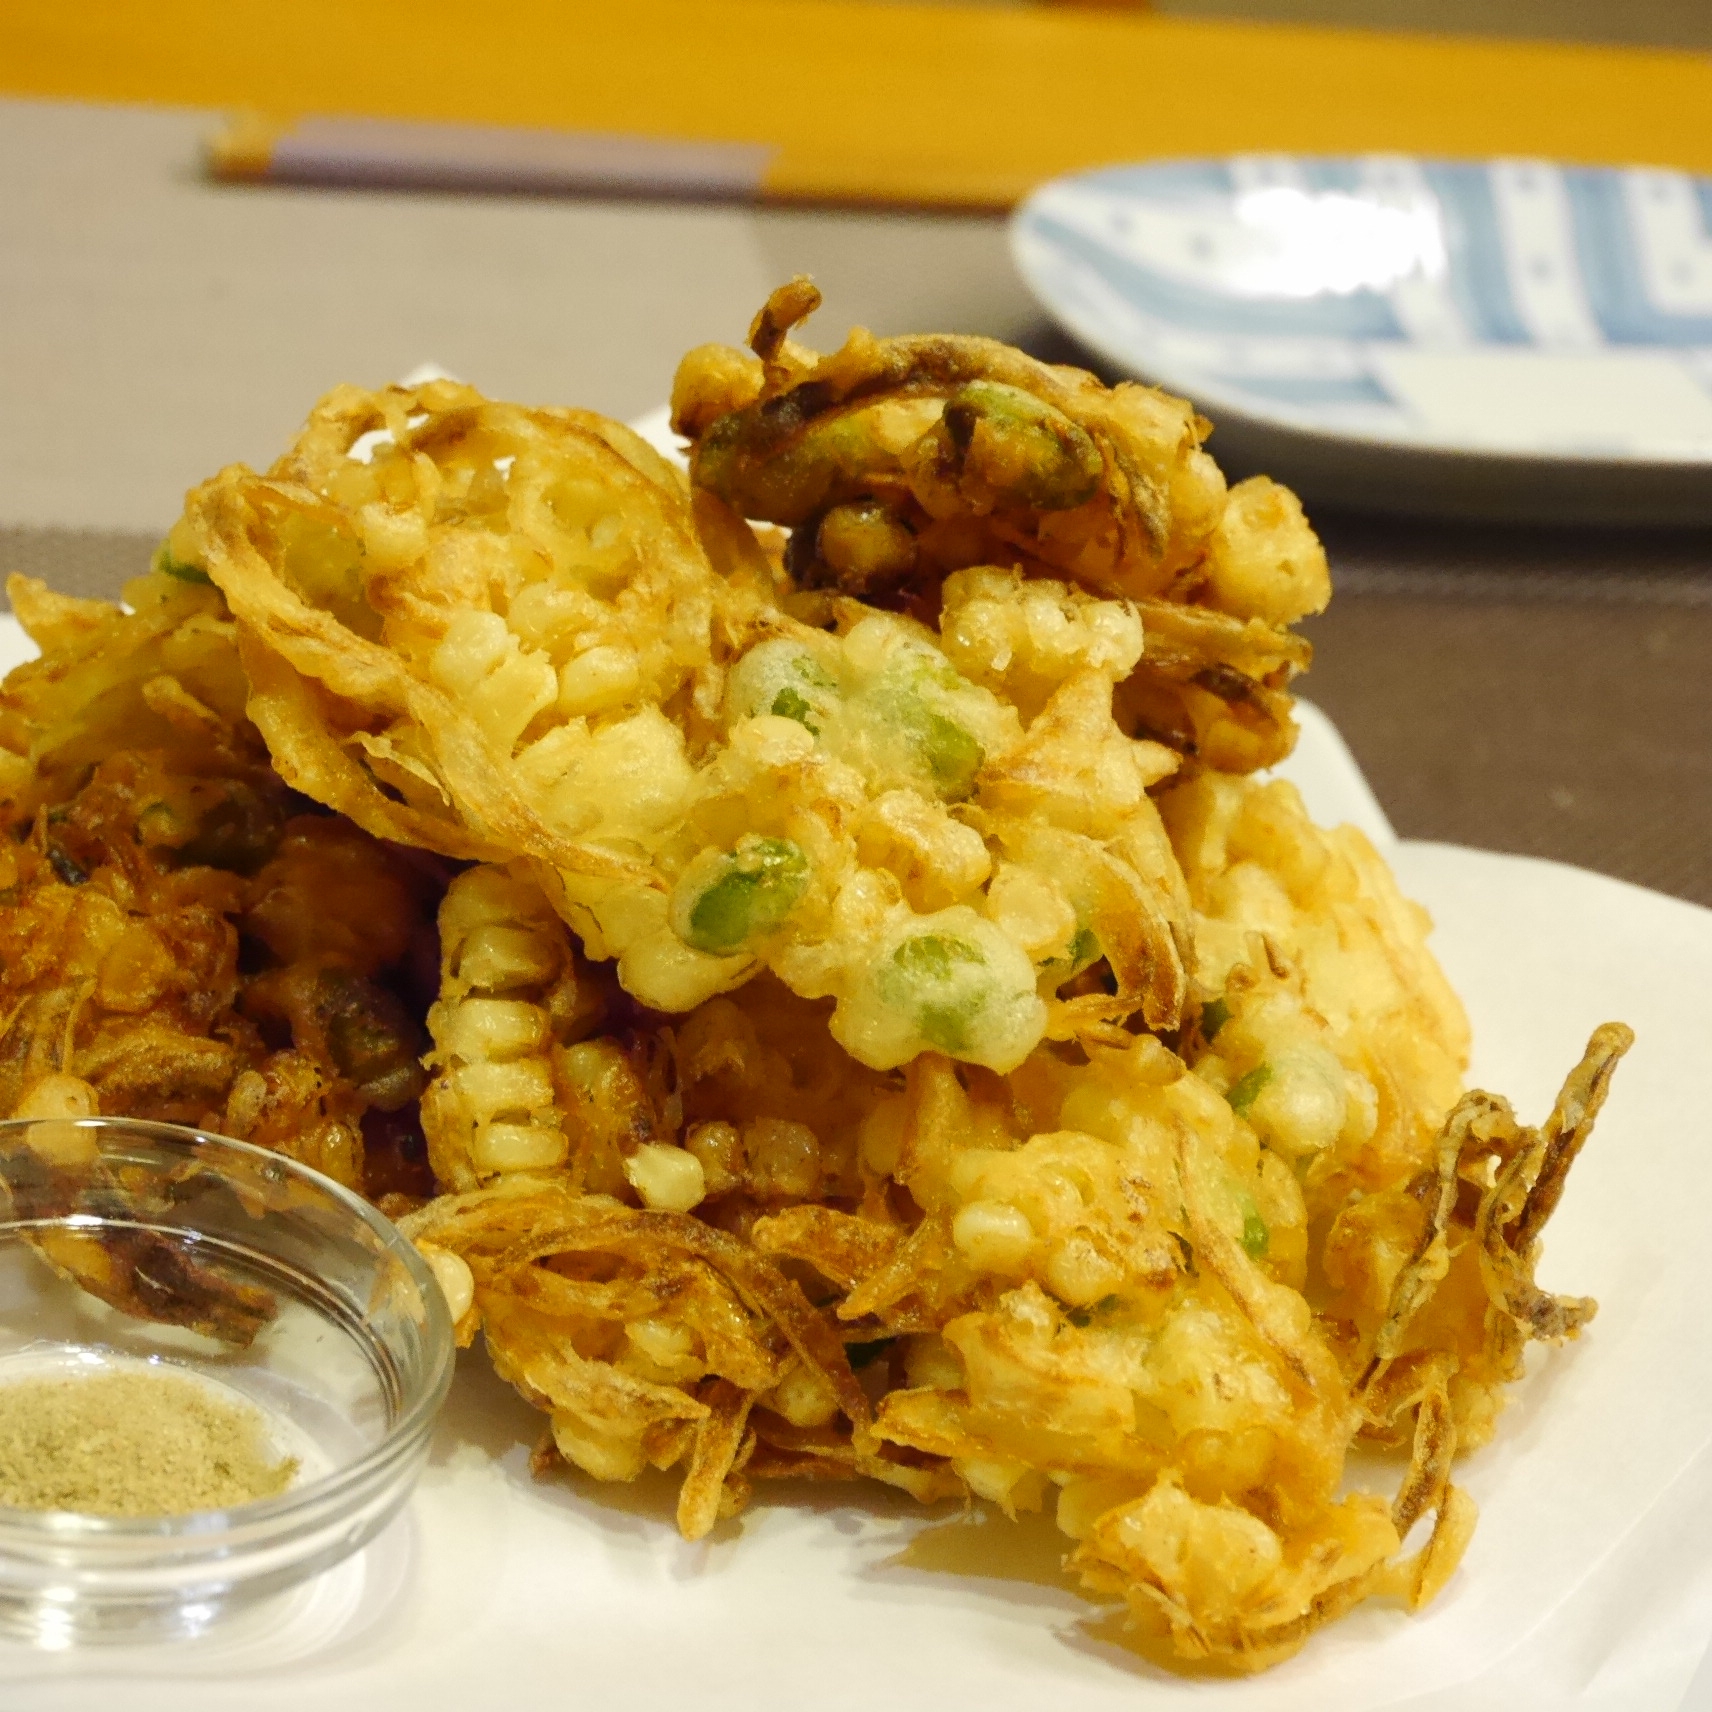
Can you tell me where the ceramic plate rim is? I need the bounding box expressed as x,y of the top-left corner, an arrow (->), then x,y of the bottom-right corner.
1011,153 -> 1712,472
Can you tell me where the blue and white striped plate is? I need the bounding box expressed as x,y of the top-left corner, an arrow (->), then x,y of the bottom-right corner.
1012,156 -> 1712,520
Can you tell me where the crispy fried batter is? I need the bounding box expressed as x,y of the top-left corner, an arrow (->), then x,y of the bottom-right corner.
187,391 -> 1200,1066
0,779 -> 437,1195
421,865 -> 896,1203
183,382 -> 728,867
675,280 -> 1231,604
1163,768 -> 1471,1202
399,1176 -> 952,1538
673,281 -> 1328,770
2,307 -> 1631,1677
405,779 -> 1621,1671
0,570 -> 259,825
0,577 -> 442,1198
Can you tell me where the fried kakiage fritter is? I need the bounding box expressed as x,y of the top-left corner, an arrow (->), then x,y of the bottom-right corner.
0,570 -> 442,1198
177,384 -> 1204,1071
402,782 -> 1626,1667
0,565 -> 258,826
674,279 -> 1327,772
0,288 -> 1633,1676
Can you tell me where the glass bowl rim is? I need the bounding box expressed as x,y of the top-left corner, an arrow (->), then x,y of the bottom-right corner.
0,1115 -> 455,1542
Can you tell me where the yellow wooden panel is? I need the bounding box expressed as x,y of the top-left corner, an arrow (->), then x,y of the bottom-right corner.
4,0 -> 1709,206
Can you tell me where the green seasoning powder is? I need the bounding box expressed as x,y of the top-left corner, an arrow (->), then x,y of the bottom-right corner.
0,1368 -> 299,1517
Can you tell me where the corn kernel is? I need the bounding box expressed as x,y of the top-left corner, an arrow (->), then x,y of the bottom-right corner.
419,1244 -> 475,1324
952,1199 -> 1037,1275
558,644 -> 641,716
437,997 -> 548,1060
761,1361 -> 839,1428
684,1121 -> 745,1195
1045,1231 -> 1124,1308
449,1056 -> 555,1115
625,1142 -> 706,1212
473,1120 -> 566,1174
456,924 -> 559,991
744,1119 -> 821,1199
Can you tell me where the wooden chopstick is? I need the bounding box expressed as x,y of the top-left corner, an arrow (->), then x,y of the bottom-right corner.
208,114 -> 778,204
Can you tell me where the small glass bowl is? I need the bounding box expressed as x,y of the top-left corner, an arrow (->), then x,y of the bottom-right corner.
0,1116 -> 453,1644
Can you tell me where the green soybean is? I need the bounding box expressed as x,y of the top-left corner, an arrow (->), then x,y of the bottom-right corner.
876,932 -> 991,1053
683,838 -> 810,955
1240,1199 -> 1270,1260
874,656 -> 985,801
1041,924 -> 1100,983
731,642 -> 839,735
770,685 -> 819,729
913,709 -> 982,799
317,968 -> 426,1111
936,382 -> 1103,512
173,785 -> 284,875
1226,1064 -> 1273,1117
1066,926 -> 1101,971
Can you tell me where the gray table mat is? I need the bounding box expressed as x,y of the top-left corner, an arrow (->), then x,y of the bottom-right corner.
1305,513 -> 1712,910
8,516 -> 1711,911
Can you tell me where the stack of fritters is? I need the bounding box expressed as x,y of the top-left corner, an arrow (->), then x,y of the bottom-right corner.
0,283 -> 1627,1673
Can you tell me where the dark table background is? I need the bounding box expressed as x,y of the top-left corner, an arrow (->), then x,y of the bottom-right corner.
1306,516 -> 1712,908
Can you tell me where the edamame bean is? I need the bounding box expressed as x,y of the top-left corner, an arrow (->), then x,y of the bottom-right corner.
727,639 -> 840,736
1239,1194 -> 1270,1260
876,932 -> 993,1054
151,544 -> 212,585
869,650 -> 985,801
676,837 -> 810,955
837,908 -> 1047,1071
1226,1064 -> 1273,1117
916,381 -> 1103,513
